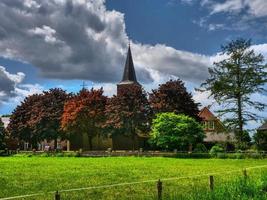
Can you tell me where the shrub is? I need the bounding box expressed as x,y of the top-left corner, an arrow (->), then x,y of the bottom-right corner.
149,113 -> 205,151
194,143 -> 208,153
209,145 -> 224,156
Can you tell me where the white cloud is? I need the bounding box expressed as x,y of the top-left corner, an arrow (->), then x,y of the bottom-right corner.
29,25 -> 59,44
210,0 -> 244,14
0,0 -> 213,84
0,66 -> 43,105
202,0 -> 267,18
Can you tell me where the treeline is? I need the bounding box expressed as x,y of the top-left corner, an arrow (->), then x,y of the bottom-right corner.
4,79 -> 200,150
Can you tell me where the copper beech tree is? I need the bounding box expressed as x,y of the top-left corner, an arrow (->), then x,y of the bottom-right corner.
8,89 -> 69,149
149,79 -> 201,121
32,88 -> 69,149
61,88 -> 107,150
8,94 -> 43,148
104,85 -> 152,150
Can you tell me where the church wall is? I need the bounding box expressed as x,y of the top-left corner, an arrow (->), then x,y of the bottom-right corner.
69,133 -> 112,151
112,134 -> 147,150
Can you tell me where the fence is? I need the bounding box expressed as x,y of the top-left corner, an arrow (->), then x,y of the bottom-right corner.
2,149 -> 267,158
1,165 -> 267,200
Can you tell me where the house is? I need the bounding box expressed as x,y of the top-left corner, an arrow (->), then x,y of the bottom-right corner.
0,116 -> 10,128
257,121 -> 267,132
198,107 -> 235,144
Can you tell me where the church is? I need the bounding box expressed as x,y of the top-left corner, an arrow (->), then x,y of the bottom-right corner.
67,45 -> 147,151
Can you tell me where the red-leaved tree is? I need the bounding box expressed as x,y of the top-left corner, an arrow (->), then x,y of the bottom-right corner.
104,85 -> 152,150
8,94 -> 43,148
61,88 -> 107,150
149,79 -> 201,121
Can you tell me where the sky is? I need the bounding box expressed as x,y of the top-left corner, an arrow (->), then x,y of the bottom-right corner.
0,0 -> 266,130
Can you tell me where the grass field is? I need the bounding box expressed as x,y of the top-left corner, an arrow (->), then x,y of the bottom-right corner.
0,157 -> 267,199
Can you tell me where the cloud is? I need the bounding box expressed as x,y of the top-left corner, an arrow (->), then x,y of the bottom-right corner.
0,66 -> 25,102
0,66 -> 43,105
0,0 -> 214,84
133,43 -> 211,83
201,0 -> 267,18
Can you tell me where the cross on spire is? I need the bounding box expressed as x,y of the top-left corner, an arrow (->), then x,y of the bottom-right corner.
80,81 -> 88,89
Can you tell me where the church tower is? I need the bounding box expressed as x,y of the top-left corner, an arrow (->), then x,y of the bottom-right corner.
117,45 -> 141,95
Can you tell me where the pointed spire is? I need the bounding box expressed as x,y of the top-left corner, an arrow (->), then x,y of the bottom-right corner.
121,45 -> 138,83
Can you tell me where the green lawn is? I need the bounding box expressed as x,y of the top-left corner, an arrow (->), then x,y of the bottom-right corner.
0,157 -> 267,199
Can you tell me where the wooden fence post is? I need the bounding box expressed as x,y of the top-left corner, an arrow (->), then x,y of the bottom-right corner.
157,179 -> 162,200
55,191 -> 60,200
209,175 -> 214,191
243,169 -> 247,179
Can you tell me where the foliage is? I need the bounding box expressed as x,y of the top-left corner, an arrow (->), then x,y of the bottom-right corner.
254,130 -> 267,151
30,88 -> 69,149
0,118 -> 5,149
149,113 -> 205,151
209,144 -> 224,156
150,79 -> 201,121
61,88 -> 107,150
104,85 -> 152,150
8,94 -> 43,148
235,130 -> 251,150
7,89 -> 69,149
200,39 -> 267,144
194,143 -> 208,153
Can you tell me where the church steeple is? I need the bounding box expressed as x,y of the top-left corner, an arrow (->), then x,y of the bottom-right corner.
117,44 -> 140,95
121,45 -> 138,83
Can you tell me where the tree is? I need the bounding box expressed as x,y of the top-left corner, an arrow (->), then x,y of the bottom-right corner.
29,88 -> 69,149
104,85 -> 152,150
8,88 -> 69,150
61,88 -> 107,150
149,113 -> 205,151
0,118 -> 5,149
8,94 -> 43,149
149,79 -> 201,121
254,131 -> 267,151
200,39 -> 267,143
254,121 -> 267,151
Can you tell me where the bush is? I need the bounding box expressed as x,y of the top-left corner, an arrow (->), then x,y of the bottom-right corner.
149,113 -> 205,151
209,145 -> 224,156
175,152 -> 211,158
194,143 -> 208,153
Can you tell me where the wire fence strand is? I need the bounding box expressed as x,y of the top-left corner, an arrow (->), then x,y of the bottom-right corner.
1,164 -> 267,200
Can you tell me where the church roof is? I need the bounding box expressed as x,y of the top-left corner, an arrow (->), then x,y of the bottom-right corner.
120,45 -> 138,84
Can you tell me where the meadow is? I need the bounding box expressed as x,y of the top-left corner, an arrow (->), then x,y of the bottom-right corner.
0,157 -> 267,199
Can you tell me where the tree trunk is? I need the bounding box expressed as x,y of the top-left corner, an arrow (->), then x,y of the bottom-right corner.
237,94 -> 243,141
88,136 -> 93,151
236,59 -> 243,142
132,134 -> 135,151
131,121 -> 135,151
54,137 -> 58,150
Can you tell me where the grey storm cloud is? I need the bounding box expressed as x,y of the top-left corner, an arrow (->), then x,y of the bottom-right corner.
0,0 -> 211,84
0,66 -> 25,103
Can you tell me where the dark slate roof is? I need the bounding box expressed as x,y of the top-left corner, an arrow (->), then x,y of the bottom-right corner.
120,45 -> 138,84
258,122 -> 267,131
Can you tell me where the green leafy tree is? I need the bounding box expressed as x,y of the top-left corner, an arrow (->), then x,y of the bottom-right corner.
200,39 -> 267,143
149,113 -> 205,151
149,79 -> 201,121
0,118 -> 5,149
